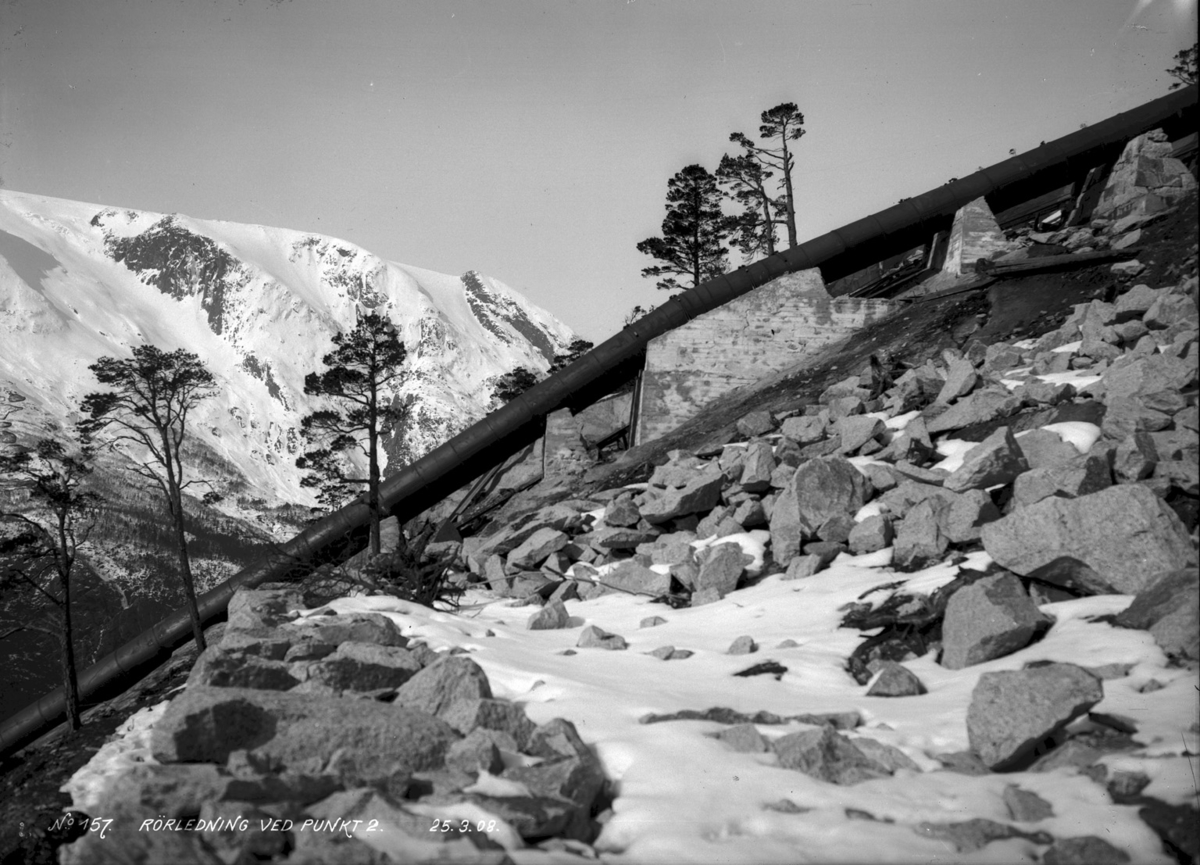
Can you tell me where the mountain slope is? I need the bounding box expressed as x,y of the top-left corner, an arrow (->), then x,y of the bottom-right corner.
0,189 -> 578,509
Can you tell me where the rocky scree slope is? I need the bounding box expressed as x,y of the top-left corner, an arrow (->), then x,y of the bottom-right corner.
13,196 -> 1200,864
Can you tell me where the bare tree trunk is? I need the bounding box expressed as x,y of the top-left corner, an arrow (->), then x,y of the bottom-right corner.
782,142 -> 798,248
59,579 -> 81,731
367,389 -> 381,557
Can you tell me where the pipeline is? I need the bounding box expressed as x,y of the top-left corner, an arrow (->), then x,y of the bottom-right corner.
2,85 -> 1194,758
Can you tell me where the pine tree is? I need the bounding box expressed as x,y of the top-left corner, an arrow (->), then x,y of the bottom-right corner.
297,312 -> 408,557
729,102 -> 806,249
636,164 -> 730,292
0,440 -> 99,731
1167,41 -> 1197,89
79,345 -> 219,652
716,151 -> 781,260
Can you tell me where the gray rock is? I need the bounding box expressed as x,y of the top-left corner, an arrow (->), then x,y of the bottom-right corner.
866,661 -> 926,697
926,388 -> 1021,434
506,527 -> 569,570
779,414 -> 827,445
893,499 -> 948,570
394,654 -> 493,719
715,723 -> 769,752
835,415 -> 885,454
941,488 -> 1002,543
967,664 -> 1103,770
188,647 -> 300,691
1112,431 -> 1159,482
639,465 -> 724,524
848,515 -> 894,555
772,725 -> 890,785
602,493 -> 642,527
736,409 -> 775,437
914,818 -> 1052,853
935,357 -> 979,404
694,542 -> 752,597
217,627 -> 295,661
1114,568 -> 1200,659
577,625 -> 628,650
816,513 -> 858,544
732,497 -> 767,528
727,635 -> 758,655
226,586 -> 306,632
1002,784 -> 1054,822
299,641 -> 422,693
504,752 -> 606,812
1043,836 -> 1131,864
941,574 -> 1053,670
850,736 -> 921,773
781,554 -> 824,579
944,426 -> 1029,492
1011,454 -> 1112,508
635,531 -> 697,566
295,611 -> 410,649
588,525 -> 658,550
981,484 -> 1193,594
601,560 -> 672,596
441,698 -> 536,748
527,598 -> 571,630
445,731 -> 507,777
738,440 -> 776,492
151,686 -> 457,779
769,455 -> 870,561
640,615 -> 668,628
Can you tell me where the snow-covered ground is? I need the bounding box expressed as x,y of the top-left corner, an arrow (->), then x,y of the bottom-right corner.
66,542 -> 1197,864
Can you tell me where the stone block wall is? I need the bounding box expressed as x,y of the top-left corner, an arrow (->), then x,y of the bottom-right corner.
544,391 -> 633,479
942,197 -> 1008,276
634,270 -> 899,445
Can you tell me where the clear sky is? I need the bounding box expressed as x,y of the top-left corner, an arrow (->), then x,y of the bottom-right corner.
1,0 -> 1195,341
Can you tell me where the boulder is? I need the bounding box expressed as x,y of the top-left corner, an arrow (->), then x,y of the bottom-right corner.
848,514 -> 894,554
1002,784 -> 1054,822
603,494 -> 641,527
188,648 -> 300,691
694,542 -> 751,598
299,641 -> 422,693
588,525 -> 658,550
943,427 -> 1029,492
715,724 -> 769,753
635,532 -> 697,566
527,599 -> 571,631
935,357 -> 979,404
779,415 -> 827,445
736,409 -> 775,437
394,654 -> 493,719
834,415 -> 885,454
981,485 -> 1193,594
892,499 -> 948,571
1043,836 -> 1131,865
1114,568 -> 1199,659
577,625 -> 628,650
506,527 -> 569,570
940,574 -> 1053,669
772,725 -> 890,785
915,819 -> 1052,854
966,664 -> 1103,770
1011,454 -> 1112,508
769,456 -> 870,561
926,388 -> 1021,434
865,661 -> 926,697
727,635 -> 758,655
601,560 -> 671,596
782,554 -> 825,580
639,466 -> 724,524
941,488 -> 1002,543
151,686 -> 458,779
441,698 -> 536,747
738,441 -> 775,492
226,586 -> 305,632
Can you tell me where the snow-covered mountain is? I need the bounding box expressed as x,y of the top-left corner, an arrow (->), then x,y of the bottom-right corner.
0,189 -> 579,510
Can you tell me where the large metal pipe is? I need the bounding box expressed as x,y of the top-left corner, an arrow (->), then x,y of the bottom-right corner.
2,84 -> 1194,757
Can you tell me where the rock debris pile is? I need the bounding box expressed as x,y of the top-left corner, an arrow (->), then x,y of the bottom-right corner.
59,198 -> 1198,863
